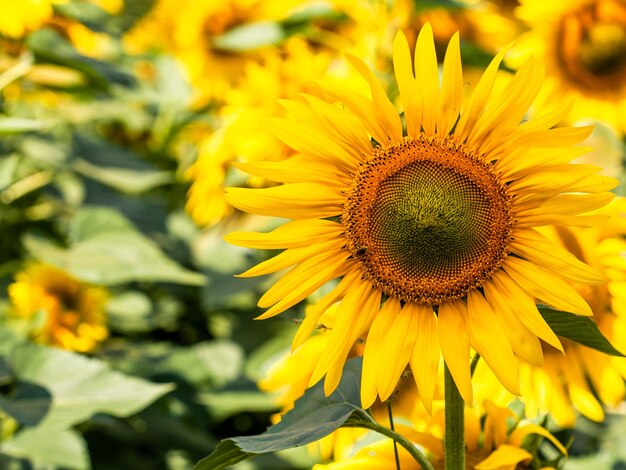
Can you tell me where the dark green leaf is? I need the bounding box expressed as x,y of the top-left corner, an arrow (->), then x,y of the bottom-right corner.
0,382 -> 52,426
23,207 -> 206,286
194,358 -> 362,470
9,341 -> 174,429
539,307 -> 625,356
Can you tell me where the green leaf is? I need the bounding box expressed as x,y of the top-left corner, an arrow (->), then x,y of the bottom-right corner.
0,428 -> 89,470
69,206 -> 135,242
212,22 -> 284,52
73,159 -> 173,195
194,358 -> 362,470
8,342 -> 174,429
0,382 -> 52,426
198,391 -> 279,421
0,154 -> 19,190
23,207 -> 206,286
539,307 -> 625,356
0,118 -> 51,135
157,340 -> 244,388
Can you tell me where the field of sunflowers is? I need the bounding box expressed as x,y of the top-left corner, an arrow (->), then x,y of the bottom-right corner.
2,0 -> 626,469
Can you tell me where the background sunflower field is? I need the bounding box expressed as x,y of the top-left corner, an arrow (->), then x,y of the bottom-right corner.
1,0 -> 626,469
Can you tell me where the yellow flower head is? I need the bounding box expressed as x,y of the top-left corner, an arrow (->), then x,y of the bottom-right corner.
8,263 -> 109,352
0,0 -> 66,38
313,401 -> 566,470
475,197 -> 626,426
124,0 -> 304,103
185,37 -> 345,227
226,24 -> 617,413
514,0 -> 626,132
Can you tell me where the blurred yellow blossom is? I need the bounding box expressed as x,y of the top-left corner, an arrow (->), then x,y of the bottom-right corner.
314,401 -> 566,469
513,0 -> 626,132
0,0 -> 67,38
8,263 -> 109,352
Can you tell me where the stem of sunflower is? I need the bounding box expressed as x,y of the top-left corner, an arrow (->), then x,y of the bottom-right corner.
387,400 -> 401,470
444,362 -> 465,470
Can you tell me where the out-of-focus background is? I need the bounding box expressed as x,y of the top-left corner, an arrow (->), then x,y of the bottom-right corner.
0,0 -> 626,468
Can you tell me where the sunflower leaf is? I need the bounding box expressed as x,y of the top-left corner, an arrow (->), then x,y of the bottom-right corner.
194,358 -> 363,470
538,307 -> 625,357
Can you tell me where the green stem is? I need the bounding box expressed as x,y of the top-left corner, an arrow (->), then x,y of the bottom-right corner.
444,362 -> 465,470
346,410 -> 435,470
387,401 -> 401,470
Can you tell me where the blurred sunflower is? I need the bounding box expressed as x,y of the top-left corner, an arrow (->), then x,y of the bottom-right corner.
185,37 -> 353,227
476,198 -> 626,426
0,0 -> 67,38
124,0 -> 305,103
514,0 -> 626,132
313,401 -> 566,470
226,24 -> 617,411
402,0 -> 516,58
7,263 -> 109,352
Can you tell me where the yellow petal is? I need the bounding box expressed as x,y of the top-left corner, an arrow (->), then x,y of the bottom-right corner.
279,97 -> 371,165
414,23 -> 439,135
475,444 -> 532,470
466,290 -> 520,394
409,303 -> 439,413
225,183 -> 343,219
489,271 -> 563,351
317,80 -> 391,145
309,282 -> 379,392
483,281 -> 544,366
510,229 -> 603,284
256,250 -> 349,318
509,423 -> 568,456
292,268 -> 361,350
515,193 -> 614,219
377,301 -> 422,403
392,31 -> 421,138
238,238 -> 344,277
469,58 -> 543,153
233,156 -> 347,185
454,47 -> 507,141
265,117 -> 359,170
361,297 -> 402,409
503,257 -> 592,316
562,348 -> 605,422
438,300 -> 473,403
438,32 -> 463,135
346,55 -> 403,143
225,219 -> 343,249
301,94 -> 374,157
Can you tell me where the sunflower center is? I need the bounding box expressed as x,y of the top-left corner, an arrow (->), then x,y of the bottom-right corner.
343,137 -> 512,304
557,0 -> 626,93
579,23 -> 626,76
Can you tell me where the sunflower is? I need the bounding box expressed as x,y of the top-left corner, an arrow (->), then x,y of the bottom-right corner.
312,401 -> 566,470
185,37 -> 361,227
226,24 -> 617,412
124,0 -> 305,103
7,263 -> 109,352
475,198 -> 626,426
513,0 -> 626,132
